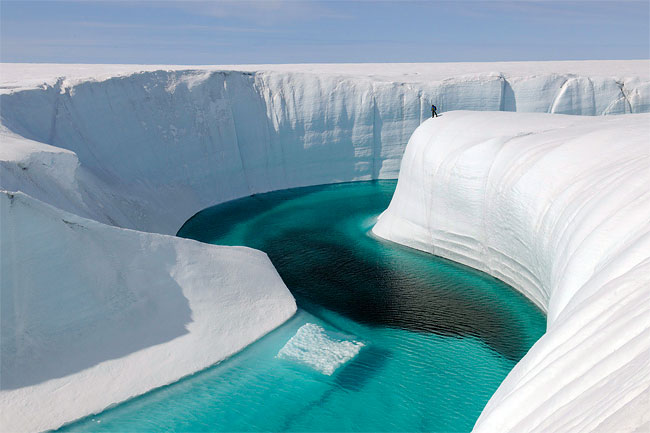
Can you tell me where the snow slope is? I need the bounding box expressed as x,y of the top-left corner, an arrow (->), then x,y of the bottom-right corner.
1,62 -> 649,432
0,191 -> 296,433
373,111 -> 650,432
1,61 -> 648,234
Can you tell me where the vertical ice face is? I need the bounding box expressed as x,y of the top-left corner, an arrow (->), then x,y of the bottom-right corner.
1,63 -> 649,235
373,111 -> 650,432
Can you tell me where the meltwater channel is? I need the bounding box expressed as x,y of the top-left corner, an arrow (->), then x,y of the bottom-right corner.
60,180 -> 545,432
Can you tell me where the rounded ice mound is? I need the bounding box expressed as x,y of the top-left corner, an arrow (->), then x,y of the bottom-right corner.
277,323 -> 365,375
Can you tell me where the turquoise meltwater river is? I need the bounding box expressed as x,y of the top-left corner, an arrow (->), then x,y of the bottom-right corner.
59,180 -> 545,432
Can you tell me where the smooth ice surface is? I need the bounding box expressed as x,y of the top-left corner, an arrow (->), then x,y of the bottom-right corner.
373,111 -> 650,432
277,323 -> 364,375
0,191 -> 296,433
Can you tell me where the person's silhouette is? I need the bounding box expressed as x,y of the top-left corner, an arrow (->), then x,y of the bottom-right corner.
431,104 -> 438,118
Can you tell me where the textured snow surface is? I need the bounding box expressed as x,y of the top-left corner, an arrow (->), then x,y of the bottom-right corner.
277,323 -> 364,375
1,62 -> 649,432
373,111 -> 650,432
0,191 -> 296,433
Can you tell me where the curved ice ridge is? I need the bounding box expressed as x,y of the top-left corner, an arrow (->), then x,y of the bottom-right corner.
373,111 -> 650,432
1,62 -> 649,432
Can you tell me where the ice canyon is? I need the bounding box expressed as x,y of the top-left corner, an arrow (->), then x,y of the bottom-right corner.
1,60 -> 649,432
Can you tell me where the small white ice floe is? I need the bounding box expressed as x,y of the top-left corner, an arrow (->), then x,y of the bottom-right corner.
277,323 -> 364,375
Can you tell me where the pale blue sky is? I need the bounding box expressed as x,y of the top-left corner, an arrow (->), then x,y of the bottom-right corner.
1,1 -> 648,64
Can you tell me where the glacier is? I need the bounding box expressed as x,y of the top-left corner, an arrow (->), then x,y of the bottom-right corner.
1,60 -> 649,432
373,111 -> 650,432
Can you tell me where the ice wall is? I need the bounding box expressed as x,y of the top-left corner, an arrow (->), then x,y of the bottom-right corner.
373,111 -> 650,432
0,191 -> 296,433
2,63 -> 649,234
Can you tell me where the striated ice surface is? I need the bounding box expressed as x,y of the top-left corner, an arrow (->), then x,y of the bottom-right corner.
373,111 -> 650,432
277,323 -> 364,375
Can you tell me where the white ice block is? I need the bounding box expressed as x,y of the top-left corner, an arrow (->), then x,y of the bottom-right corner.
277,323 -> 364,375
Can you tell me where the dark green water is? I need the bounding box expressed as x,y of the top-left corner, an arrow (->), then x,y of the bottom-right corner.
60,180 -> 545,432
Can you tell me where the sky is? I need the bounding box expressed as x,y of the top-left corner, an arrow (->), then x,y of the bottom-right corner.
1,0 -> 648,64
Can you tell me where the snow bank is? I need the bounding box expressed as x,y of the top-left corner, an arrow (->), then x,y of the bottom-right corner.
1,61 -> 648,234
0,191 -> 296,433
373,111 -> 650,432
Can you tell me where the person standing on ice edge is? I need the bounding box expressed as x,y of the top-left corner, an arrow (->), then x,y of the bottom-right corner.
431,104 -> 438,117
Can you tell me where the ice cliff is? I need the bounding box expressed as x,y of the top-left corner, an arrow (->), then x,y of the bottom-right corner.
373,111 -> 650,432
2,61 -> 649,234
1,61 -> 649,432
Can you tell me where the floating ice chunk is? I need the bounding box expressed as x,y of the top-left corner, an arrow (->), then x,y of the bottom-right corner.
277,323 -> 364,375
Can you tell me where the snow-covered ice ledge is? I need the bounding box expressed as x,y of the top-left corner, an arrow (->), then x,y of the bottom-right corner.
0,191 -> 296,432
373,111 -> 650,431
